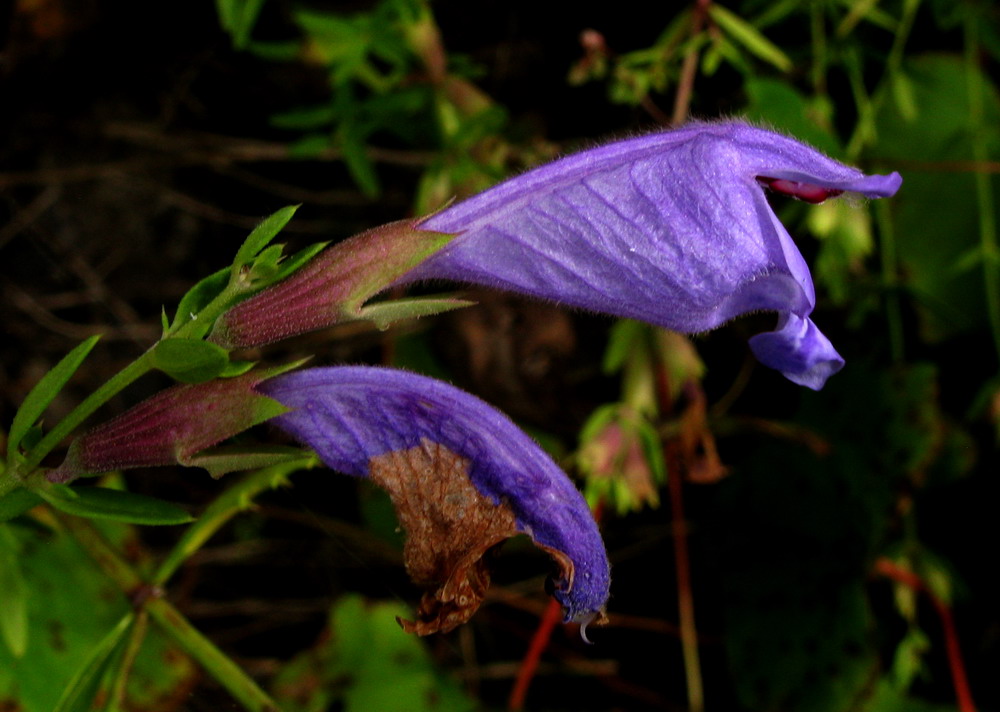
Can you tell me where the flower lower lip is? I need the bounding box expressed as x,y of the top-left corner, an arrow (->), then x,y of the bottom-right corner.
757,176 -> 844,203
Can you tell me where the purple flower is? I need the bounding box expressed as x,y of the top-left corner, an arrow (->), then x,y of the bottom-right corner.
258,366 -> 610,636
405,121 -> 902,389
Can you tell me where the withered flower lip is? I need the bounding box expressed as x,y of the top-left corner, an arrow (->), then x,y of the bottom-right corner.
404,120 -> 902,389
258,366 -> 611,636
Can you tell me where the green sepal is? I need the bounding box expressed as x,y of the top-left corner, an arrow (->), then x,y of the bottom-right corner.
356,296 -> 475,331
271,240 -> 329,283
8,335 -> 100,462
151,338 -> 230,384
38,486 -> 194,526
183,445 -> 312,479
51,613 -> 134,712
246,243 -> 286,284
231,205 -> 300,279
220,360 -> 258,377
0,488 -> 43,523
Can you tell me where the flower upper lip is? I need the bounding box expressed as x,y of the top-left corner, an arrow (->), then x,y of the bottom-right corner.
403,120 -> 901,389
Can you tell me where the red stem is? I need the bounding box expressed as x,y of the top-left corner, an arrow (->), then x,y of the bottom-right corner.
507,596 -> 564,711
874,557 -> 977,712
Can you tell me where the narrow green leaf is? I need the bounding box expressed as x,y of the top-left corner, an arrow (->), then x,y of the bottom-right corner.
270,104 -> 338,130
168,266 -> 230,333
38,487 -> 194,526
0,488 -> 43,522
232,205 -> 300,276
709,4 -> 793,72
339,125 -> 381,197
8,335 -> 100,462
151,338 -> 229,384
215,0 -> 267,49
52,613 -> 134,712
0,526 -> 29,657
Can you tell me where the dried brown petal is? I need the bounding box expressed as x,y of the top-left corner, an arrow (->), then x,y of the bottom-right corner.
369,438 -> 519,635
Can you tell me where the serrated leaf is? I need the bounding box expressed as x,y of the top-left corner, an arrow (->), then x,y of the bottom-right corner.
151,338 -> 229,384
0,526 -> 29,657
709,4 -> 792,72
52,613 -> 133,712
232,205 -> 300,275
8,336 -> 100,462
0,488 -> 43,523
38,487 -> 194,526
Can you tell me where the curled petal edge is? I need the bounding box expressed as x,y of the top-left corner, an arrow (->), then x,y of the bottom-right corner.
748,313 -> 845,391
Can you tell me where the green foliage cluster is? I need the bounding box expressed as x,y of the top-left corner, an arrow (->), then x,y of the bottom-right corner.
1,0 -> 998,710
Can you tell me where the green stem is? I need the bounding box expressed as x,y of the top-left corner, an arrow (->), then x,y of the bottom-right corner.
17,352 -> 154,477
145,599 -> 280,712
153,459 -> 308,585
964,20 -> 1000,368
846,0 -> 920,159
57,514 -> 281,712
876,200 -> 905,362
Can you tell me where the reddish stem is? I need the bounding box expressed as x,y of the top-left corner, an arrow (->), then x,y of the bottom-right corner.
874,557 -> 977,712
507,597 -> 565,711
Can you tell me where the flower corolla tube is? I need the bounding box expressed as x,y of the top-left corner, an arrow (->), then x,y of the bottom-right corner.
259,366 -> 611,637
405,121 -> 902,389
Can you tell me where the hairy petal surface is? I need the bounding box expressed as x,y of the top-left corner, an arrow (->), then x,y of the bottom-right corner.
259,366 -> 610,635
406,121 -> 901,389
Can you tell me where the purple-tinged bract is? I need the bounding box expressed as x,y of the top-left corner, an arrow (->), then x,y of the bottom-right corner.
259,366 -> 610,633
406,121 -> 902,389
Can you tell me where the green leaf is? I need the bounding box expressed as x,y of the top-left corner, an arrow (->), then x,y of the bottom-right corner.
272,595 -> 477,712
0,488 -> 43,523
151,338 -> 229,384
0,521 -> 196,711
8,335 -> 100,462
339,124 -> 381,197
168,266 -> 230,334
38,486 -> 194,526
0,526 -> 29,657
709,4 -> 793,72
52,613 -> 134,712
270,104 -> 338,130
232,205 -> 300,276
215,0 -> 267,49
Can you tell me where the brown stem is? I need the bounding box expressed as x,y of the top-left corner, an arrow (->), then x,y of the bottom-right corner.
671,0 -> 712,126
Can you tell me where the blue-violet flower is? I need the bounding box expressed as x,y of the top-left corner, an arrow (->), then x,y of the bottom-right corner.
406,121 -> 902,389
259,366 -> 611,636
